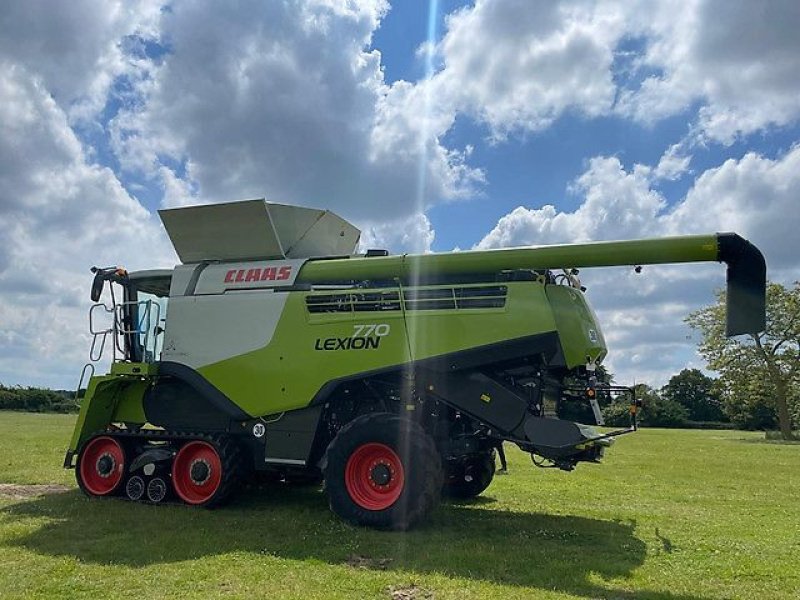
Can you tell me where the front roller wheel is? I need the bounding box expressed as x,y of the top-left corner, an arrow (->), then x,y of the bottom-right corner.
323,413 -> 442,530
76,436 -> 126,497
172,438 -> 241,508
443,451 -> 496,499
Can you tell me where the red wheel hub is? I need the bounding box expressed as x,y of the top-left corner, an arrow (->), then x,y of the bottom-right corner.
345,443 -> 405,510
78,436 -> 125,496
172,441 -> 223,505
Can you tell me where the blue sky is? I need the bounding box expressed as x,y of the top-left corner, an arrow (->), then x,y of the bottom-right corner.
1,0 -> 799,388
373,1 -> 800,252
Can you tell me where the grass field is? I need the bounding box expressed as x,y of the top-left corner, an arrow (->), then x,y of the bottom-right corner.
0,411 -> 798,599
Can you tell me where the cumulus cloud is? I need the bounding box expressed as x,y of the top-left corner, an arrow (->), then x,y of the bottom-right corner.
410,0 -> 800,144
653,143 -> 692,181
0,0 -> 162,121
614,0 -> 800,143
110,0 -> 482,223
0,63 -> 174,388
476,155 -> 665,248
419,0 -> 625,138
667,148 -> 800,271
358,212 -> 436,254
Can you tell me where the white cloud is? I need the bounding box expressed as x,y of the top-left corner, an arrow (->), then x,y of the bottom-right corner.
615,0 -> 800,143
422,0 -> 625,138
0,0 -> 162,121
404,0 -> 800,144
110,0 -> 482,221
159,166 -> 198,208
666,148 -> 800,271
476,155 -> 665,248
0,63 -> 174,388
653,143 -> 691,181
359,212 -> 436,254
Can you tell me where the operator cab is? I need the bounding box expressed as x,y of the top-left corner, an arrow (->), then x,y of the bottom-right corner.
88,267 -> 171,364
127,270 -> 171,363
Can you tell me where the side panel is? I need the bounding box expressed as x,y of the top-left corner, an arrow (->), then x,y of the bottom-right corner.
545,286 -> 607,368
111,380 -> 149,423
198,291 -> 410,415
197,281 -> 563,416
161,291 -> 289,369
68,375 -> 148,455
263,405 -> 324,464
68,377 -> 120,454
404,283 -> 557,362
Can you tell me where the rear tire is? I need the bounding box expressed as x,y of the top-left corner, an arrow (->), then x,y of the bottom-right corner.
443,450 -> 496,499
323,413 -> 442,530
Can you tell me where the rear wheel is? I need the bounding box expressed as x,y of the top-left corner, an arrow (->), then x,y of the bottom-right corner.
444,451 -> 496,499
324,413 -> 442,530
171,437 -> 241,507
77,436 -> 126,497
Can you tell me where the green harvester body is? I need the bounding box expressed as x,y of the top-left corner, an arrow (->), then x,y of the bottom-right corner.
65,199 -> 766,527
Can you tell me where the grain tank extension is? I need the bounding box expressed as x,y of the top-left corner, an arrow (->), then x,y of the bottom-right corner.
65,199 -> 766,529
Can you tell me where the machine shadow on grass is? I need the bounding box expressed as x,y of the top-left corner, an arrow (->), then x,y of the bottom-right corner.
3,486 -> 705,600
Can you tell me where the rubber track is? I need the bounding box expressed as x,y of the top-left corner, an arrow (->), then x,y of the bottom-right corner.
79,429 -> 243,508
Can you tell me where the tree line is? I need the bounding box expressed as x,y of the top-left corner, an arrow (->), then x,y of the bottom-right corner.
0,384 -> 79,413
601,370 -> 735,429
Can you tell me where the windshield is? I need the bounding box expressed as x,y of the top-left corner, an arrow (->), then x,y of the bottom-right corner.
133,290 -> 168,362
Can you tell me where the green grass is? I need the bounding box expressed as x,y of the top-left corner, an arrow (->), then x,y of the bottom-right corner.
1,411 -> 798,599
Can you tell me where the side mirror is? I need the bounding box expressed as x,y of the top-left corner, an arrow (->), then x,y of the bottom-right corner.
91,270 -> 105,302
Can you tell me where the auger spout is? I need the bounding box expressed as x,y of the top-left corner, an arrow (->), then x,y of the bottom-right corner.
297,232 -> 766,336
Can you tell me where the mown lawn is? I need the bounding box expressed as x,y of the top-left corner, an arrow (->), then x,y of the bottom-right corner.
0,411 -> 798,599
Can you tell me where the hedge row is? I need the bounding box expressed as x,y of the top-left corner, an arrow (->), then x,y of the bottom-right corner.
0,385 -> 79,413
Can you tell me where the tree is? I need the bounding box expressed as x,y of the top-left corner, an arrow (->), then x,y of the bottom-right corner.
687,282 -> 800,440
601,384 -> 688,428
717,375 -> 780,430
661,368 -> 725,422
636,384 -> 690,428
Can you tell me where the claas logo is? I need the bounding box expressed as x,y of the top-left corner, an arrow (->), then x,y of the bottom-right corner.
224,266 -> 292,284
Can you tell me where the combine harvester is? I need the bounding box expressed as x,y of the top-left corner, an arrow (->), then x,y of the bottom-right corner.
65,200 -> 766,529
